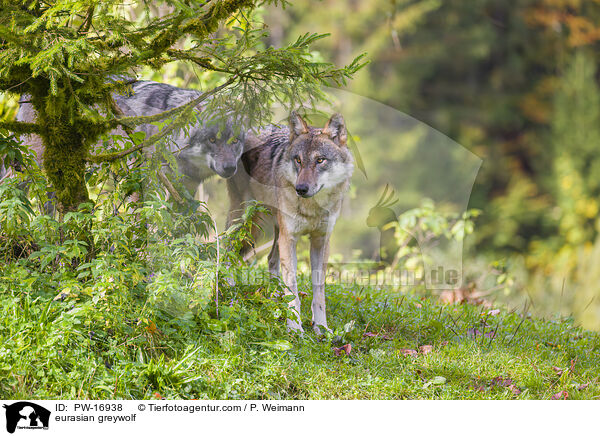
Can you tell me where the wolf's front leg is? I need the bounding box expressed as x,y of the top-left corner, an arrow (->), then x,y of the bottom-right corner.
278,223 -> 303,333
310,233 -> 331,335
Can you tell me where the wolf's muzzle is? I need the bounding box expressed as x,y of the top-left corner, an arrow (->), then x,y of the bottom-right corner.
295,183 -> 310,197
219,164 -> 237,178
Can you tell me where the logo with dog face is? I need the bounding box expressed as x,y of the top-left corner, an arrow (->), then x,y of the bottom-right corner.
2,402 -> 50,433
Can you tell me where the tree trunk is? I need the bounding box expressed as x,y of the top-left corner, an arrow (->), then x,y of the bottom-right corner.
32,93 -> 93,259
42,130 -> 90,215
32,96 -> 90,214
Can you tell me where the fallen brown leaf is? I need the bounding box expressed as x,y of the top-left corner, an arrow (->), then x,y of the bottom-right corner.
145,320 -> 158,334
333,343 -> 352,356
577,382 -> 590,391
508,384 -> 522,395
419,345 -> 433,355
440,288 -> 465,304
490,376 -> 514,388
550,391 -> 569,400
570,358 -> 577,373
399,348 -> 418,357
438,285 -> 492,307
543,341 -> 560,349
551,366 -> 564,377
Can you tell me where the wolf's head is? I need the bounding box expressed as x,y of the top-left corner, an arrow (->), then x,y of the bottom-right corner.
282,111 -> 354,198
177,119 -> 245,182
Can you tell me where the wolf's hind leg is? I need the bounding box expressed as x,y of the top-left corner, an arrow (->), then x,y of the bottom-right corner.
268,225 -> 280,276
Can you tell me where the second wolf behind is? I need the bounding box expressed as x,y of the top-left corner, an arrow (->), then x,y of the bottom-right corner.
227,111 -> 354,333
114,81 -> 245,193
4,80 -> 245,198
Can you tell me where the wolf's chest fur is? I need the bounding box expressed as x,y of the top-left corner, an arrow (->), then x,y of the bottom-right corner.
276,183 -> 344,236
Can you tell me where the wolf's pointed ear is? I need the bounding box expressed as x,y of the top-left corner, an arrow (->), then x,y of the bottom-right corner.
289,111 -> 309,141
322,113 -> 347,147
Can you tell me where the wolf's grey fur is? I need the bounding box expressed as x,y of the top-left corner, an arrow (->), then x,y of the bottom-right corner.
114,81 -> 244,193
227,112 -> 354,333
2,81 -> 244,198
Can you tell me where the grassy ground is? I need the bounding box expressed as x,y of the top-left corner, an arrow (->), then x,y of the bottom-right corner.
1,273 -> 598,400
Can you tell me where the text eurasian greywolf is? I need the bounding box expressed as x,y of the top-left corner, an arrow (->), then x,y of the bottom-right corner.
227,111 -> 354,333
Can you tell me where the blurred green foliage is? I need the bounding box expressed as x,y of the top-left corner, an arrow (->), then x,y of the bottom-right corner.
260,0 -> 600,329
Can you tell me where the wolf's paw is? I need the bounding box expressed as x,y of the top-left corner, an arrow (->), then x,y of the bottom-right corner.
312,323 -> 332,336
286,319 -> 304,335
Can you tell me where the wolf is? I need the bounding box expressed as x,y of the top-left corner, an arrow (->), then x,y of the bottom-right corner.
113,81 -> 244,193
2,80 -> 244,198
227,111 -> 354,333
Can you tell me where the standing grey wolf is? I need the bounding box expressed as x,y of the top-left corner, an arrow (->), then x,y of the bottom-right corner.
227,111 -> 354,333
2,80 -> 244,198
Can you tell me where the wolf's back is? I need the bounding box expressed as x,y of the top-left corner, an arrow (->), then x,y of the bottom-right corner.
114,81 -> 201,117
240,124 -> 290,184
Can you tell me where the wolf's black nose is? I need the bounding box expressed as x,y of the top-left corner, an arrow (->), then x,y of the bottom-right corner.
296,184 -> 309,196
221,165 -> 237,178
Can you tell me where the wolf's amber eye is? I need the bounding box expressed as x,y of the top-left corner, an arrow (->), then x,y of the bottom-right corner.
209,137 -> 216,143
294,156 -> 301,165
316,157 -> 326,164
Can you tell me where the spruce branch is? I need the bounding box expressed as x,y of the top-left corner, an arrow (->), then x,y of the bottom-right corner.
112,76 -> 235,130
88,76 -> 236,163
134,0 -> 256,67
157,169 -> 184,204
78,5 -> 95,34
0,120 -> 42,135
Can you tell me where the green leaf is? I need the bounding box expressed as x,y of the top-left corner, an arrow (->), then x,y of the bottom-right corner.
256,340 -> 293,351
423,376 -> 447,388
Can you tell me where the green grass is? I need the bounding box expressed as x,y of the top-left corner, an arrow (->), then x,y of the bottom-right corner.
1,274 -> 598,400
